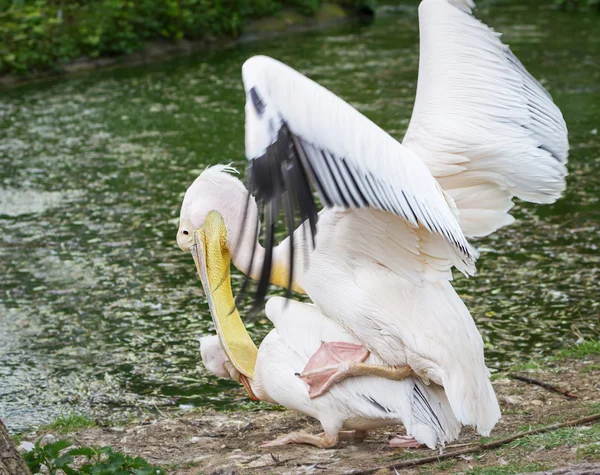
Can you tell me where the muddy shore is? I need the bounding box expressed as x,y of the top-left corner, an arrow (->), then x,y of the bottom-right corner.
18,353 -> 600,474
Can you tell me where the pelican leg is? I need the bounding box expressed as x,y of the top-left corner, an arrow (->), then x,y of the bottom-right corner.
261,431 -> 338,448
388,435 -> 423,448
300,360 -> 413,399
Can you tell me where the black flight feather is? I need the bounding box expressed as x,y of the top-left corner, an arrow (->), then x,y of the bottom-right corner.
235,191 -> 261,309
242,121 -> 319,308
280,164 -> 296,300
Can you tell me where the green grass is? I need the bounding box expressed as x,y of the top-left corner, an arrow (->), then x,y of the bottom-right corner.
560,340 -> 600,358
227,400 -> 287,412
465,463 -> 547,475
162,460 -> 202,471
510,424 -> 600,451
515,414 -> 569,431
576,441 -> 600,460
423,421 -> 600,474
587,403 -> 600,415
396,450 -> 427,460
495,340 -> 599,379
490,373 -> 507,381
41,412 -> 96,434
420,459 -> 458,472
507,361 -> 543,372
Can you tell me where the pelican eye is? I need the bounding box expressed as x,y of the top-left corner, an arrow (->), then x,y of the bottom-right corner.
182,230 -> 189,235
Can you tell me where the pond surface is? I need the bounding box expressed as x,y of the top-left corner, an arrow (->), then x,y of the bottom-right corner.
1,0 -> 599,432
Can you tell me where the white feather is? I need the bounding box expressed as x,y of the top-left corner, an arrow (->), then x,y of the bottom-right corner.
255,297 -> 461,447
446,0 -> 475,13
185,0 -> 571,445
242,55 -> 475,263
404,0 -> 568,237
292,209 -> 501,435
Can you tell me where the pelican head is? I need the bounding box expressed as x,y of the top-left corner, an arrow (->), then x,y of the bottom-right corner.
200,334 -> 263,402
199,335 -> 231,379
176,165 -> 256,255
178,165 -> 260,380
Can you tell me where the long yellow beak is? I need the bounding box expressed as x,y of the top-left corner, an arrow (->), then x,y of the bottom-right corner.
191,211 -> 258,379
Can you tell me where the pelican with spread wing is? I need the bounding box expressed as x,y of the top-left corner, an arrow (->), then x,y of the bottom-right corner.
178,0 -> 568,442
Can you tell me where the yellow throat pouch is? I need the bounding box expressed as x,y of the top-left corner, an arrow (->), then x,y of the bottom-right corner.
192,211 -> 258,380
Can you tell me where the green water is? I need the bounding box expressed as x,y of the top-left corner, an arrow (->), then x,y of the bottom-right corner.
1,1 -> 599,432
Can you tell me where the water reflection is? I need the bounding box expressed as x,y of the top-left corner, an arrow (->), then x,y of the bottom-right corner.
1,0 -> 599,431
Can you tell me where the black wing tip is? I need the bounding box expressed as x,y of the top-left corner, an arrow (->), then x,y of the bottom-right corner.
249,87 -> 266,117
243,123 -> 320,310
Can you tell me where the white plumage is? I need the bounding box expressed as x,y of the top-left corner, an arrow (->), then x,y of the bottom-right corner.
179,0 -> 569,446
291,207 -> 501,435
242,0 -> 568,244
447,0 -> 475,13
403,0 -> 568,237
243,54 -> 475,263
201,297 -> 461,448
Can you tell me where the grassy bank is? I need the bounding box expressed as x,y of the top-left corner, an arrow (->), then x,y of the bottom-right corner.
14,341 -> 599,474
0,0 -> 373,77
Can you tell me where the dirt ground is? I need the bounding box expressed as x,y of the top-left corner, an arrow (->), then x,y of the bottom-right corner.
22,355 -> 600,475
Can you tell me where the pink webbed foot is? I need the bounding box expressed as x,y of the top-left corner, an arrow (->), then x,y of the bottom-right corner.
388,435 -> 424,448
298,342 -> 369,399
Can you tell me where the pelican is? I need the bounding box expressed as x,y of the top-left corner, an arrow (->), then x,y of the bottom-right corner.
200,299 -> 461,448
178,0 -> 568,442
194,210 -> 458,448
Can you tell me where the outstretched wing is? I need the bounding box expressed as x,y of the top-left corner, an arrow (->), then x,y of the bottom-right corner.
403,0 -> 569,238
241,55 -> 475,301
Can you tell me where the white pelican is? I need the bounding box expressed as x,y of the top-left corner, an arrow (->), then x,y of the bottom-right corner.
178,0 -> 568,441
193,210 -> 457,448
200,298 -> 461,448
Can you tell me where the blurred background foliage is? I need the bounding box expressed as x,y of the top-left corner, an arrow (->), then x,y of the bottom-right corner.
556,0 -> 600,8
0,0 -> 373,75
0,0 -> 596,76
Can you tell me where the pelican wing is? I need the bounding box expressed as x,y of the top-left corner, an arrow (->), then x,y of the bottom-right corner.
241,55 -> 475,298
403,0 -> 569,238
